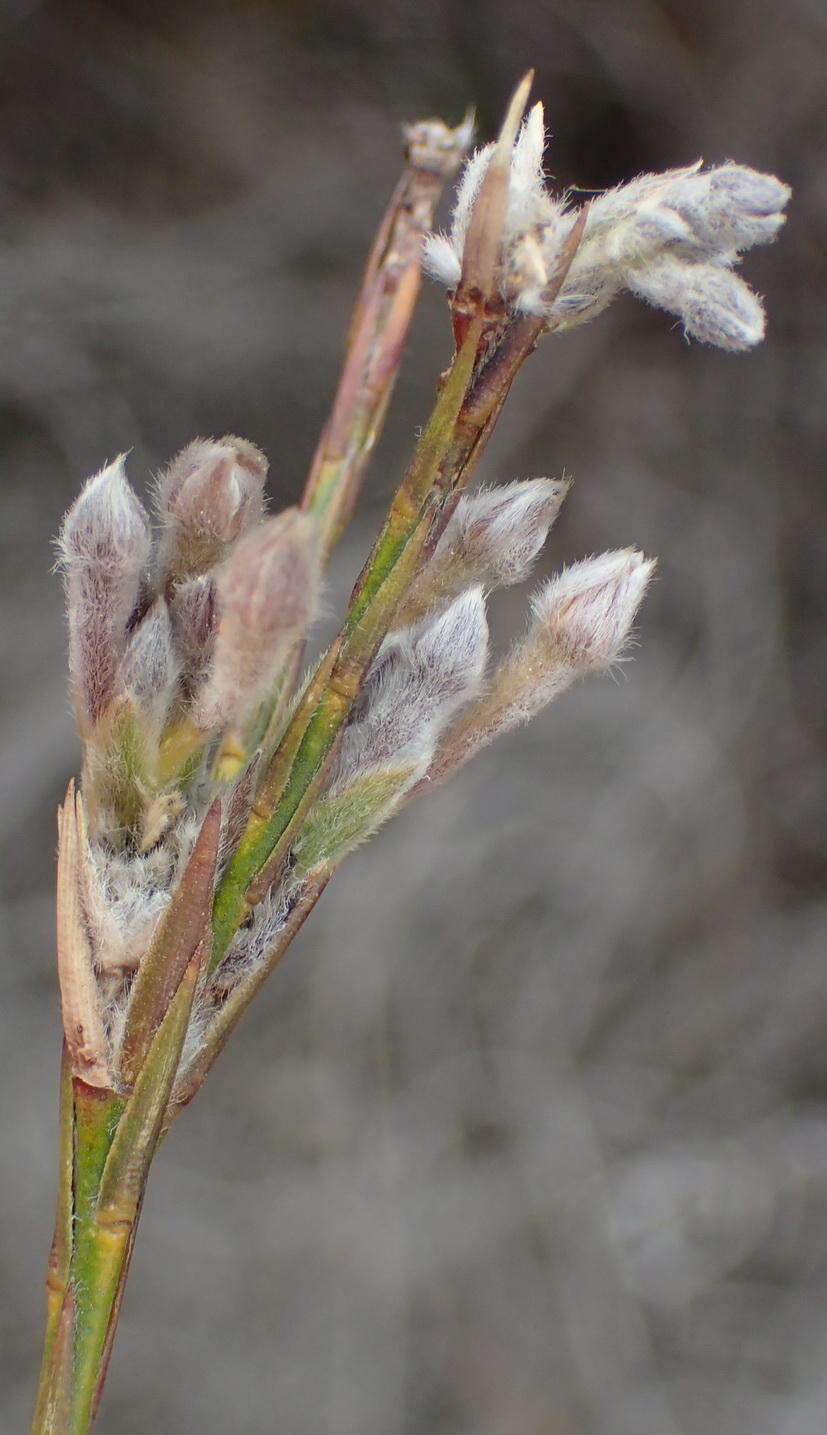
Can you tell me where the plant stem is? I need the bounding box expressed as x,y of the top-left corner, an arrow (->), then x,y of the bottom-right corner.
30,948 -> 204,1432
301,122 -> 468,561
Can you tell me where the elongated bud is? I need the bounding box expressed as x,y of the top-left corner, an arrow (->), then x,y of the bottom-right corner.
169,574 -> 216,687
552,162 -> 789,341
398,478 -> 568,625
532,549 -> 656,668
155,436 -> 268,586
429,550 -> 655,784
665,164 -> 791,253
309,590 -> 489,864
333,587 -> 488,783
628,258 -> 766,350
116,597 -> 179,736
193,510 -> 320,733
59,455 -> 152,731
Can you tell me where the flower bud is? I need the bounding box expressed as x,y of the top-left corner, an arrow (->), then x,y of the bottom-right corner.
531,549 -> 655,669
628,257 -> 766,350
59,455 -> 152,730
193,510 -> 320,733
116,596 -> 179,737
397,478 -> 568,625
423,100 -> 560,306
665,164 -> 791,253
428,550 -> 654,784
333,587 -> 488,783
551,160 -> 788,343
155,436 -> 268,586
169,575 -> 216,687
289,592 -> 487,871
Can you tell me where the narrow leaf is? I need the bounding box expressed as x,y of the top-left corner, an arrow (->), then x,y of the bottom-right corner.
98,939 -> 206,1218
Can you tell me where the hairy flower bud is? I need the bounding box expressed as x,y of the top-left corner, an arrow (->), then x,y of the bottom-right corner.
532,549 -> 656,669
59,455 -> 152,731
193,510 -> 320,733
550,161 -> 788,342
628,257 -> 766,349
664,164 -> 791,253
293,594 -> 489,870
333,587 -> 488,784
398,478 -> 568,625
429,550 -> 654,785
423,101 -> 560,299
116,597 -> 179,737
169,575 -> 216,688
155,436 -> 268,586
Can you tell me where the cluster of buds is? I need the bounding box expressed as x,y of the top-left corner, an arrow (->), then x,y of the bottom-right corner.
425,99 -> 790,348
50,75 -> 789,1109
56,440 -> 652,1091
50,76 -> 790,1111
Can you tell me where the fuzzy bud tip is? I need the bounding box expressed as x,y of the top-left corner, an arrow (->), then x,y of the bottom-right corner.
59,454 -> 151,566
533,548 -> 656,668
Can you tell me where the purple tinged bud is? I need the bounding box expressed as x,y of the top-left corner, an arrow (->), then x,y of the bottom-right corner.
116,596 -> 179,735
333,587 -> 488,781
450,478 -> 568,584
217,511 -> 317,639
193,509 -> 320,732
414,586 -> 489,706
155,436 -> 268,585
169,575 -> 217,688
398,478 -> 568,626
532,549 -> 656,669
427,550 -> 654,786
59,455 -> 152,730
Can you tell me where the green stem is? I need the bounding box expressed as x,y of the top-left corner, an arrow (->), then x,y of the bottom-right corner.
30,1047 -> 75,1434
29,1083 -> 126,1435
64,1086 -> 127,1433
210,321 -> 483,967
31,948 -> 203,1433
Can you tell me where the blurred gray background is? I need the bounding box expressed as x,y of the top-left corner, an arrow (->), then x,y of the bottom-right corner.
1,2 -> 824,1432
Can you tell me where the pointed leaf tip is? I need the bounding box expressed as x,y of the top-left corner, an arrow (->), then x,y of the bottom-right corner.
495,71 -> 534,162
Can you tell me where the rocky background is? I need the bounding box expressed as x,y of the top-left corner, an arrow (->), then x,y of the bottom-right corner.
1,2 -> 825,1432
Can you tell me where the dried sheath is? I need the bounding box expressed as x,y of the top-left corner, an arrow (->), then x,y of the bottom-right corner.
56,782 -> 112,1087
